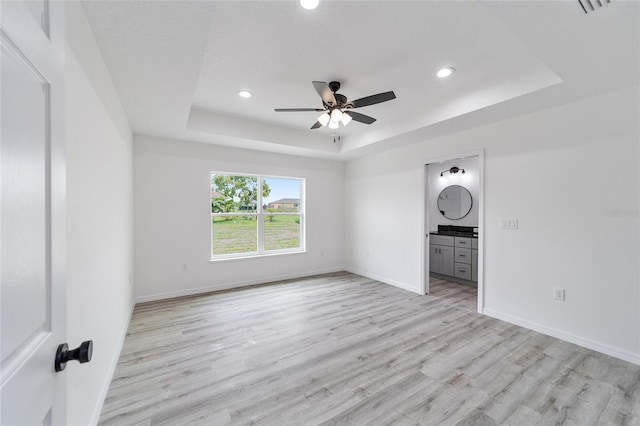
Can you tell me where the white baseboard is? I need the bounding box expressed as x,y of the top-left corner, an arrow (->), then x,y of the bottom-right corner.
344,267 -> 422,295
89,300 -> 136,426
483,308 -> 640,366
134,267 -> 345,304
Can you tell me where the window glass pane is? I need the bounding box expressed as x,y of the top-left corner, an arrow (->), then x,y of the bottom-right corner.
212,215 -> 257,255
211,175 -> 258,213
263,178 -> 301,213
264,215 -> 300,251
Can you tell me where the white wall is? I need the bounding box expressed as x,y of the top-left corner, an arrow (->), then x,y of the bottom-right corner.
65,3 -> 134,425
345,85 -> 639,364
428,156 -> 479,231
134,136 -> 344,301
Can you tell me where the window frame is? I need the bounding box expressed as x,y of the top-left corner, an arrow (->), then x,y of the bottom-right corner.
210,172 -> 305,260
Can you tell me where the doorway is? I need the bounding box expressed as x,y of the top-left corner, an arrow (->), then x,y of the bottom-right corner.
422,150 -> 484,313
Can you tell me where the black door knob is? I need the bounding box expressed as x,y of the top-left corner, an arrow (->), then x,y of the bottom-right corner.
55,340 -> 93,372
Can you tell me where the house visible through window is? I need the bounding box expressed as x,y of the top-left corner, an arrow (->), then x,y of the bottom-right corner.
211,173 -> 304,258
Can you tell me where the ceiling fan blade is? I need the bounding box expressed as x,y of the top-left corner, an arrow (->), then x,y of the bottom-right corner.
346,111 -> 376,125
350,91 -> 396,109
312,81 -> 337,106
310,121 -> 322,129
275,108 -> 325,112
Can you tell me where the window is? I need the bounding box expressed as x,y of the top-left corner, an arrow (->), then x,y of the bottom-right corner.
211,173 -> 304,259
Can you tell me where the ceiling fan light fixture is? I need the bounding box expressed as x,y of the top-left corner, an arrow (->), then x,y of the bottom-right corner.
318,112 -> 330,126
341,112 -> 352,126
330,108 -> 343,123
436,67 -> 455,78
300,0 -> 319,10
328,120 -> 339,129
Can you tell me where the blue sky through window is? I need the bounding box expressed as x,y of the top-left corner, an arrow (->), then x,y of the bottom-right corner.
263,177 -> 301,205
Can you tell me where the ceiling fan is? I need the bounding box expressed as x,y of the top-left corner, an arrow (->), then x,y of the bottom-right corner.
275,81 -> 396,130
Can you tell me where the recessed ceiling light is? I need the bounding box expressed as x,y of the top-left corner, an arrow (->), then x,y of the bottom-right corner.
300,0 -> 319,10
238,90 -> 253,98
437,67 -> 455,78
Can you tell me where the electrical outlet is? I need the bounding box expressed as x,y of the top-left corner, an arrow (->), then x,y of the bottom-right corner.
554,287 -> 565,301
182,263 -> 188,272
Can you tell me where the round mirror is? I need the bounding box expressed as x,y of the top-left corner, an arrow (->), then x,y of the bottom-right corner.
437,185 -> 472,220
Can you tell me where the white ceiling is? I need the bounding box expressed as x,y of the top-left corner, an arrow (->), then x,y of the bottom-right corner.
81,0 -> 640,160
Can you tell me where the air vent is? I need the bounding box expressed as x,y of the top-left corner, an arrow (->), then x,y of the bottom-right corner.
578,0 -> 613,14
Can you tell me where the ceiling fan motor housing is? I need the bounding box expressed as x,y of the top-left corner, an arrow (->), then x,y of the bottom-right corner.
334,93 -> 347,107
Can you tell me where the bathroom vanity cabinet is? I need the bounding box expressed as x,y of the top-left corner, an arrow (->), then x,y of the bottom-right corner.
429,232 -> 478,285
429,235 -> 454,277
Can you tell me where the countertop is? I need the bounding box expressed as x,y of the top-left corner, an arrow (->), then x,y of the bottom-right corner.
430,232 -> 478,238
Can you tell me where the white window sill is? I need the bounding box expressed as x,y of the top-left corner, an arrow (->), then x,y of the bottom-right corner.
210,249 -> 306,263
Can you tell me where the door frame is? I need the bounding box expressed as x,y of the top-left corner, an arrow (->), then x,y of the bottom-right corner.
421,149 -> 485,314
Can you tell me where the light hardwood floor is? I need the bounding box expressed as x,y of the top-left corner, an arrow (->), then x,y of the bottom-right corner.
99,272 -> 640,425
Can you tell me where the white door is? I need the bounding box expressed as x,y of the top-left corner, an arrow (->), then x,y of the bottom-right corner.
1,1 -> 66,424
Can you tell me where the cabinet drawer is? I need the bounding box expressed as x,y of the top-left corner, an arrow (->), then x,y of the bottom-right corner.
455,248 -> 471,264
472,238 -> 478,249
455,237 -> 471,248
454,263 -> 472,280
430,235 -> 454,246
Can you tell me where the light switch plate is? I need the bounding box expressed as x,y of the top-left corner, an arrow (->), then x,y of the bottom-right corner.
500,218 -> 518,229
